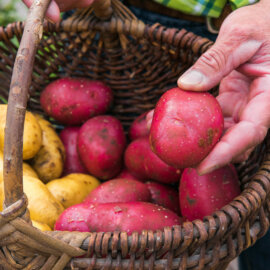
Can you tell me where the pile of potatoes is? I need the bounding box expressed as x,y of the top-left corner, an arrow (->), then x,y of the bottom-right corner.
0,104 -> 100,231
0,77 -> 242,235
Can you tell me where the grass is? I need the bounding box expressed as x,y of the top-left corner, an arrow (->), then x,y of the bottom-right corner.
0,0 -> 24,26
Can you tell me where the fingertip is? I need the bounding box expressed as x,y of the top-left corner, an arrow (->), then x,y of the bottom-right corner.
45,1 -> 61,23
177,69 -> 215,92
22,0 -> 33,8
195,142 -> 232,175
177,70 -> 205,90
196,163 -> 220,176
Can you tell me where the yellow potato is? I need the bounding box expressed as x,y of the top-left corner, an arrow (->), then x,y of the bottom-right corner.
0,175 -> 64,228
32,220 -> 52,231
22,163 -> 39,178
30,115 -> 65,183
46,173 -> 100,208
23,176 -> 65,228
0,105 -> 42,160
0,153 -> 38,211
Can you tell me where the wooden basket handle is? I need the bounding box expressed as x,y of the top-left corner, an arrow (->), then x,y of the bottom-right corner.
3,0 -> 112,209
92,0 -> 113,20
3,0 -> 52,208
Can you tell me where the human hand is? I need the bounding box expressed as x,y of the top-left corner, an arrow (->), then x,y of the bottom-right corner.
22,0 -> 97,22
177,0 -> 270,175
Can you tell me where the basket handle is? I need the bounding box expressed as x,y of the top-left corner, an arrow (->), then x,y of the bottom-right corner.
3,0 -> 53,208
92,0 -> 113,20
3,0 -> 55,208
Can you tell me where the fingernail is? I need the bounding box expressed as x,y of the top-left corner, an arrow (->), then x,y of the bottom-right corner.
178,70 -> 204,86
197,164 -> 220,176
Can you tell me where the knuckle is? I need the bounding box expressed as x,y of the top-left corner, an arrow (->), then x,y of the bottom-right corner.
199,48 -> 227,72
220,11 -> 251,41
223,24 -> 249,41
256,126 -> 268,143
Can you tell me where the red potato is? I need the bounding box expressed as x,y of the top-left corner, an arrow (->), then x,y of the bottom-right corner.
124,137 -> 181,184
83,178 -> 151,204
150,88 -> 224,169
60,127 -> 88,175
77,115 -> 126,180
129,111 -> 149,141
146,181 -> 180,215
54,203 -> 91,232
55,202 -> 182,235
179,165 -> 241,221
40,78 -> 113,125
124,137 -> 149,181
116,168 -> 144,182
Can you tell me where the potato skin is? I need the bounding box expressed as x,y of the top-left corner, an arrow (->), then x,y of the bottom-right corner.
40,77 -> 113,125
1,175 -> 63,229
0,174 -> 59,230
146,181 -> 180,215
54,203 -> 93,232
55,202 -> 182,234
129,111 -> 149,141
150,88 -> 224,168
0,105 -> 42,160
22,163 -> 39,178
60,127 -> 88,175
0,154 -> 38,211
30,115 -> 66,183
124,137 -> 181,184
179,165 -> 241,221
46,173 -> 100,209
83,178 -> 151,204
116,168 -> 144,182
124,137 -> 149,181
23,176 -> 65,229
78,115 -> 126,180
32,220 -> 52,231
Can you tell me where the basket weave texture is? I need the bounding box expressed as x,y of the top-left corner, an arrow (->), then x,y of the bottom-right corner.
0,0 -> 270,269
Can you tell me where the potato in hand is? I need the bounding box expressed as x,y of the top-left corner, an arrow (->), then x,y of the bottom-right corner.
150,88 -> 224,168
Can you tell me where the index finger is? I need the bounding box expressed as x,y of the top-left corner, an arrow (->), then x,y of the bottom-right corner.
197,76 -> 270,175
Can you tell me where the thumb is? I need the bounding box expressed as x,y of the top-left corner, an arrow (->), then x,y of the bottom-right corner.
23,0 -> 60,22
177,38 -> 261,91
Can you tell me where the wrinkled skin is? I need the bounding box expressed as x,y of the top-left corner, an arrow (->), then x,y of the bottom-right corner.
177,0 -> 270,174
22,0 -> 98,22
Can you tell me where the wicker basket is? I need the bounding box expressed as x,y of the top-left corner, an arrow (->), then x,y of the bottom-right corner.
0,0 -> 269,269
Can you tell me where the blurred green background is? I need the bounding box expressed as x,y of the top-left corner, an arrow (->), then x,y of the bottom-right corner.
0,0 -> 27,26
